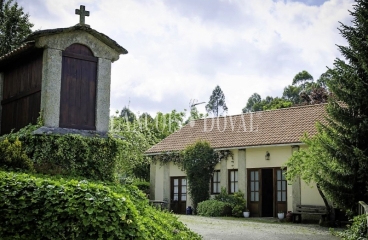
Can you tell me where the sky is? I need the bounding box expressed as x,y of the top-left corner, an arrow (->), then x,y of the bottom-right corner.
17,0 -> 354,117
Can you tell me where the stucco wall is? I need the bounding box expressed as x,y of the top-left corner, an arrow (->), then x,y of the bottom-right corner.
301,181 -> 324,205
246,146 -> 292,168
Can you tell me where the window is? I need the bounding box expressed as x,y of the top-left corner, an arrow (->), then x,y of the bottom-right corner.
211,170 -> 221,194
276,169 -> 287,202
250,170 -> 259,202
228,170 -> 238,193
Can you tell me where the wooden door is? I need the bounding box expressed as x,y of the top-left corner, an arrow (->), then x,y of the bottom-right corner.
248,169 -> 261,217
275,169 -> 287,215
170,177 -> 187,214
59,44 -> 97,130
248,168 -> 287,217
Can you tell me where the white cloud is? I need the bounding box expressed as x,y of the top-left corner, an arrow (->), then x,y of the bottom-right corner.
18,0 -> 354,116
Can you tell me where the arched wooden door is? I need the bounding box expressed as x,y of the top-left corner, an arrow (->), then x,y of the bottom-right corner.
59,44 -> 97,130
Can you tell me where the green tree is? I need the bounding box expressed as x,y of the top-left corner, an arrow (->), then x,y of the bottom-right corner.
181,140 -> 217,212
120,106 -> 136,123
184,106 -> 207,124
205,85 -> 228,116
0,0 -> 33,56
242,93 -> 262,113
282,85 -> 302,104
286,0 -> 368,211
292,70 -> 314,90
262,97 -> 292,110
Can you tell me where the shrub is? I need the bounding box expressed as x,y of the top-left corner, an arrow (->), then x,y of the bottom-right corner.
332,214 -> 367,240
214,187 -> 247,217
0,124 -> 125,182
0,171 -> 202,240
133,180 -> 150,194
0,137 -> 34,171
197,199 -> 232,217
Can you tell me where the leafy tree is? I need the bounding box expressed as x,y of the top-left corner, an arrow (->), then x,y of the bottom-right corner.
181,140 -> 217,212
292,70 -> 314,90
0,0 -> 33,56
184,106 -> 207,124
282,85 -> 302,104
242,93 -> 262,113
286,0 -> 368,212
120,106 -> 136,123
205,85 -> 228,116
263,97 -> 292,110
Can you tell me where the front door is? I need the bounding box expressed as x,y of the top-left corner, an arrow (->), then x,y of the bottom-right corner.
248,168 -> 287,217
170,177 -> 187,214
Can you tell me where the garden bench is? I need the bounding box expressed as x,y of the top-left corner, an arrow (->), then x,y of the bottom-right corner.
292,205 -> 328,223
149,200 -> 168,210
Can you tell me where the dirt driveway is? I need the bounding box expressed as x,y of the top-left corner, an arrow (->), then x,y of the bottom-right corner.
178,215 -> 340,240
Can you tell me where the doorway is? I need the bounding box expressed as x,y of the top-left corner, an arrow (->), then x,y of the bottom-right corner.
261,169 -> 274,217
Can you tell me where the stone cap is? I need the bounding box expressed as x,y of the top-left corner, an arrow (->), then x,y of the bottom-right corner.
24,25 -> 128,55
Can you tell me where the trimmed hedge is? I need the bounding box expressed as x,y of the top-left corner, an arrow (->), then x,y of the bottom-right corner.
0,171 -> 202,240
0,125 -> 124,182
197,200 -> 232,217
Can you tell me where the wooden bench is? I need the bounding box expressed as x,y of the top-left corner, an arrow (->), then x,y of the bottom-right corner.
292,205 -> 328,223
149,200 -> 168,210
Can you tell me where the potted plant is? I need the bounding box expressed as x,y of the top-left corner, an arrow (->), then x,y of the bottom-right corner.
243,209 -> 250,218
277,210 -> 284,220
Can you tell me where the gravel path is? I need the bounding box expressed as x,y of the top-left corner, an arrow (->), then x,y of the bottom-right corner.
178,215 -> 340,240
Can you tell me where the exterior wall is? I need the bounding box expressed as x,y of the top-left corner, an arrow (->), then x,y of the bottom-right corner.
151,145 -> 324,214
95,58 -> 111,132
301,181 -> 324,205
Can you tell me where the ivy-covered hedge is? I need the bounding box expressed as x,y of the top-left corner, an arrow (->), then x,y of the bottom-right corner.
197,200 -> 232,217
0,125 -> 124,182
0,171 -> 202,240
332,214 -> 367,240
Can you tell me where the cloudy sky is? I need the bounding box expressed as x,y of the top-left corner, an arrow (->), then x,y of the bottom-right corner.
18,0 -> 353,117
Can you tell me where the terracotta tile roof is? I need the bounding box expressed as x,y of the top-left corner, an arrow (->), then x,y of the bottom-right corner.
145,104 -> 327,154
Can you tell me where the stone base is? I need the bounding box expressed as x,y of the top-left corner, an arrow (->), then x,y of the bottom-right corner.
33,126 -> 108,138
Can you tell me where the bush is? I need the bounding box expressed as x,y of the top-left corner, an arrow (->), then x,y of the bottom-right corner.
197,199 -> 232,217
133,180 -> 150,194
332,214 -> 367,240
0,171 -> 202,240
0,137 -> 34,171
0,124 -> 124,182
214,187 -> 247,217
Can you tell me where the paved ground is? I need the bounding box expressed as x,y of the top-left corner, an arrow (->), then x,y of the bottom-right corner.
178,215 -> 341,240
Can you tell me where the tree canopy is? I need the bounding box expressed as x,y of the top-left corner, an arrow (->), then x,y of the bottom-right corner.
285,0 -> 368,211
0,0 -> 33,56
205,85 -> 228,117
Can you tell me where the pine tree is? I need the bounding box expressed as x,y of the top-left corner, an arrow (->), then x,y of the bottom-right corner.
205,85 -> 228,117
0,0 -> 33,56
286,0 -> 368,211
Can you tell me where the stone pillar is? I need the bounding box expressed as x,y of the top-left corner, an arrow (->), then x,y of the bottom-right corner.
96,58 -> 111,132
220,158 -> 228,191
0,72 -> 3,134
238,149 -> 247,198
291,146 -> 301,212
41,48 -> 62,128
163,163 -> 170,205
149,163 -> 156,200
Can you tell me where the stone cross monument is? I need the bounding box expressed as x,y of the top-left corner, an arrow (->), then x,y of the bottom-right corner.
75,5 -> 90,26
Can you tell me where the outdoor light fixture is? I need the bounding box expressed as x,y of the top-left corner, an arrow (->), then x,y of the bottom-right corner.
265,151 -> 270,160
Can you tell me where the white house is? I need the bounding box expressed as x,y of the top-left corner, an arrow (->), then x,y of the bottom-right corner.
146,104 -> 327,217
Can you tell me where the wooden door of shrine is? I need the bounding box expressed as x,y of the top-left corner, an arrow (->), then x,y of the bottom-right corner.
247,168 -> 287,217
170,177 -> 187,214
59,44 -> 97,130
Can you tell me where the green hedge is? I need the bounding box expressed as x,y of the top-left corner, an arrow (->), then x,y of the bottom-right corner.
197,200 -> 232,217
0,125 -> 124,182
0,171 -> 201,240
332,214 -> 367,240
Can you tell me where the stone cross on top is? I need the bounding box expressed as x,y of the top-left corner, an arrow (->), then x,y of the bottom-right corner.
75,5 -> 90,26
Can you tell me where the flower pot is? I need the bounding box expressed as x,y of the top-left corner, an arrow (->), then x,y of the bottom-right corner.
277,212 -> 284,220
243,211 -> 250,218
